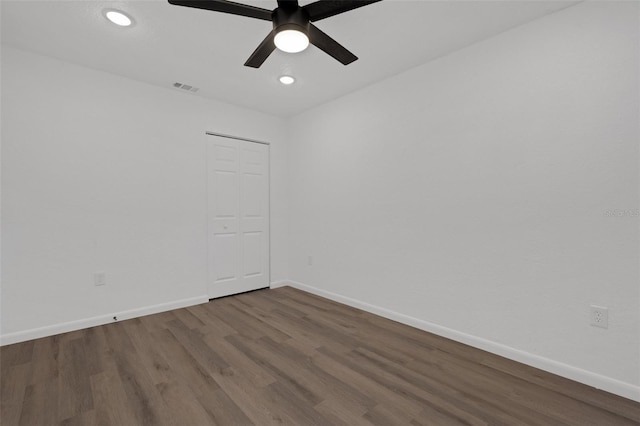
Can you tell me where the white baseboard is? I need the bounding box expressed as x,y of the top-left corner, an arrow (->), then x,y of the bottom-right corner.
270,280 -> 289,289
0,295 -> 209,346
284,280 -> 640,403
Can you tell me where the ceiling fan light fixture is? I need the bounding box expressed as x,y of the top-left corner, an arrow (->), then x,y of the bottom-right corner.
274,29 -> 309,53
104,10 -> 133,27
168,0 -> 381,67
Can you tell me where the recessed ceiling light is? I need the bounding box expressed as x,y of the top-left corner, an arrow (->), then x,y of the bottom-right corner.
279,75 -> 296,85
104,10 -> 133,27
274,29 -> 309,53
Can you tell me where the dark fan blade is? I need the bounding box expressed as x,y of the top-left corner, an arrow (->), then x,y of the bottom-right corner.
168,0 -> 272,21
277,0 -> 299,11
303,0 -> 381,22
308,23 -> 357,65
244,31 -> 276,68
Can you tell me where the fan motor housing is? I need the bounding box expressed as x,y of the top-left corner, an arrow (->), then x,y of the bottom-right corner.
272,7 -> 310,34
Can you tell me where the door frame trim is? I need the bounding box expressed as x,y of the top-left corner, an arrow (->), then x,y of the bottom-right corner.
205,131 -> 270,146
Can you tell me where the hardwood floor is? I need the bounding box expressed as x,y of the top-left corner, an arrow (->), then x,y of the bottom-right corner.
1,286 -> 639,425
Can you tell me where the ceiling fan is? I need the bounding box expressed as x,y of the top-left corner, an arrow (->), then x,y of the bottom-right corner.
168,0 -> 382,68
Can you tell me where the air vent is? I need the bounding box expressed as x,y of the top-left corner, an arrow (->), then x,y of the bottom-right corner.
172,82 -> 199,93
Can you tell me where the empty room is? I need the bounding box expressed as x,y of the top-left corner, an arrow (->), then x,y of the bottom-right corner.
1,0 -> 639,424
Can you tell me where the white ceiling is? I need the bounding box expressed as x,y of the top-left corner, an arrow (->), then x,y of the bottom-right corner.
1,0 -> 578,117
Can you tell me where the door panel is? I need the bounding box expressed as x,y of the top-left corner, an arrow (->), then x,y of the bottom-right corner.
239,143 -> 269,289
213,171 -> 238,217
212,234 -> 238,282
242,231 -> 263,277
242,174 -> 263,217
207,135 -> 269,299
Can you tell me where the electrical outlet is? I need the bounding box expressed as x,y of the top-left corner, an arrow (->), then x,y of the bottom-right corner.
308,255 -> 313,266
94,272 -> 106,286
590,305 -> 608,329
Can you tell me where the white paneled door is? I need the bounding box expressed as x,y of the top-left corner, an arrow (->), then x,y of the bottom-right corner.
207,134 -> 269,299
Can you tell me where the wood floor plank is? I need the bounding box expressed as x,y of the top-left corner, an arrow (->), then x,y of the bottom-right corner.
0,341 -> 34,374
2,286 -> 639,426
330,346 -> 496,425
27,336 -> 59,385
405,356 -> 565,426
152,328 -> 223,399
110,348 -> 176,426
234,303 -> 331,350
201,333 -> 276,388
248,287 -> 309,318
314,397 -> 374,426
1,363 -> 30,426
188,304 -> 239,337
121,319 -> 173,386
310,345 -> 428,417
196,386 -> 256,426
81,327 -> 111,377
19,376 -> 59,426
406,350 -> 625,426
101,322 -> 136,355
155,380 -> 214,425
271,308 -> 355,354
58,409 -> 103,426
262,380 -> 333,425
411,404 -> 473,426
137,310 -> 178,334
165,319 -> 230,376
57,337 -> 94,421
171,307 -> 207,330
207,298 -> 291,342
226,298 -> 294,343
89,368 -> 139,426
225,333 -> 325,406
202,360 -> 302,425
258,336 -> 377,412
351,347 -> 534,426
364,403 -> 417,425
480,354 -> 640,422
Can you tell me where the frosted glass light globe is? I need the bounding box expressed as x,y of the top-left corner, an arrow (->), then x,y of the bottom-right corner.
274,30 -> 309,53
